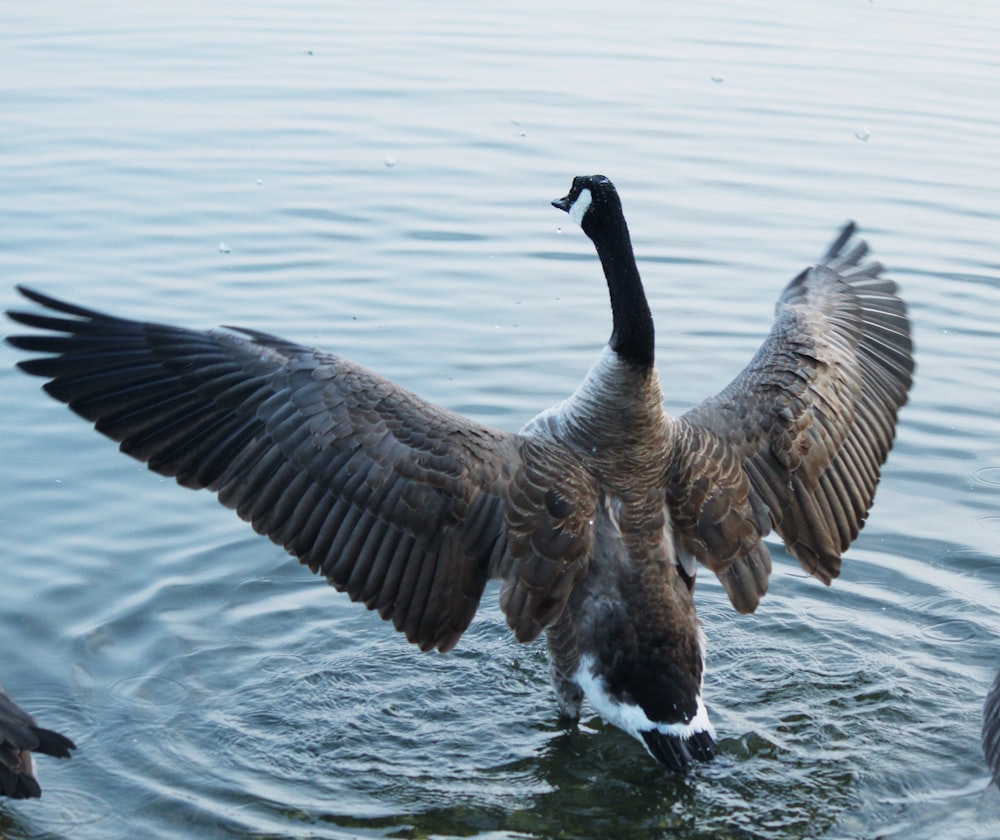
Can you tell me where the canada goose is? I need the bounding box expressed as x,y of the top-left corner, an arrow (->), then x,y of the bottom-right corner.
0,684 -> 75,799
5,175 -> 913,772
984,670 -> 1000,784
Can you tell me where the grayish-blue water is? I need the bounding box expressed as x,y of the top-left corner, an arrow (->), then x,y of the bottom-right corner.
2,1 -> 1000,837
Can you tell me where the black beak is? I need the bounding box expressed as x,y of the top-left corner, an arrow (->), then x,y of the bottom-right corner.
551,195 -> 572,213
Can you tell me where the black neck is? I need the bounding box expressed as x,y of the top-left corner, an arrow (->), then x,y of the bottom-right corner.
590,214 -> 655,367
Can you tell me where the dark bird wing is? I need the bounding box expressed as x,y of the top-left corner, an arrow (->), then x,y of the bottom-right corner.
983,670 -> 1000,784
667,223 -> 914,612
982,674 -> 1000,785
6,287 -> 597,652
0,685 -> 75,799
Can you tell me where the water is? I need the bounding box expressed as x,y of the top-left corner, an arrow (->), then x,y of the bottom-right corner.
2,0 -> 1000,837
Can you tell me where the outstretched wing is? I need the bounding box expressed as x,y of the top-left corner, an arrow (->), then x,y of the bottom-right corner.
7,287 -> 531,652
667,223 -> 913,612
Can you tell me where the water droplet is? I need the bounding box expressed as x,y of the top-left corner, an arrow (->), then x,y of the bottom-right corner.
710,75 -> 725,83
255,178 -> 263,185
218,242 -> 231,253
854,126 -> 871,142
556,226 -> 563,234
384,155 -> 396,168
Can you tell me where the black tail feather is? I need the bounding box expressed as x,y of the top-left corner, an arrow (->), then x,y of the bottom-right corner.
640,728 -> 716,772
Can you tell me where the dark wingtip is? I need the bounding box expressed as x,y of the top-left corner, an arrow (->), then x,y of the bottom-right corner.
983,670 -> 1000,783
0,769 -> 42,800
640,728 -> 716,772
7,286 -> 109,324
820,221 -> 880,277
821,221 -> 857,263
32,726 -> 77,759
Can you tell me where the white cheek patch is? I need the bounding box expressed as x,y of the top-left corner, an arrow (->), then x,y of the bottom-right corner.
568,188 -> 592,227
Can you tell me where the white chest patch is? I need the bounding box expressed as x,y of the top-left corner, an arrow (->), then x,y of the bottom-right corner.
568,188 -> 592,228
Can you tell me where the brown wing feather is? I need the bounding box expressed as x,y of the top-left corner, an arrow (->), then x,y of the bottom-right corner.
7,287 -> 523,653
671,223 -> 913,606
666,419 -> 772,613
499,437 -> 598,641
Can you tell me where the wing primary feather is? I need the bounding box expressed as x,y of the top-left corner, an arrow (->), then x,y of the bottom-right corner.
674,223 -> 911,601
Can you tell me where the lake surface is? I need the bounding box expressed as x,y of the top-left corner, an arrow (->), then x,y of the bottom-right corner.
2,0 -> 1000,837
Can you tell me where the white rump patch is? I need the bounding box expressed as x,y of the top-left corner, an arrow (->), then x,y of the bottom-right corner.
568,187 -> 592,227
573,655 -> 715,746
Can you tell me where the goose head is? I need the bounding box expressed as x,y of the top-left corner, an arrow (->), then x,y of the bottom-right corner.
552,174 -> 621,239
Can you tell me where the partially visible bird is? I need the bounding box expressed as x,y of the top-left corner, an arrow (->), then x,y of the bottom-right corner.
0,684 -> 75,799
983,670 -> 1000,785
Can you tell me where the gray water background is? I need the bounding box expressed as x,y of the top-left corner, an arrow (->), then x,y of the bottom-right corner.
2,1 -> 1000,837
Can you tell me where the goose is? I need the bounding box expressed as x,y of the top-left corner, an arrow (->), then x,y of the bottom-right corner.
984,670 -> 1000,785
5,175 -> 913,772
0,683 -> 75,799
